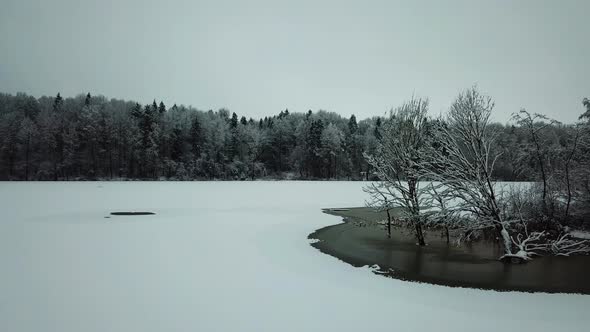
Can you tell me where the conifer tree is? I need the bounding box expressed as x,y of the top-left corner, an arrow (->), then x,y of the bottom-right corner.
131,103 -> 142,118
374,117 -> 382,141
230,112 -> 239,129
53,93 -> 63,112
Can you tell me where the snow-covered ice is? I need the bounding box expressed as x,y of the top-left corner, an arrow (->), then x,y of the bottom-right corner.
1,181 -> 589,332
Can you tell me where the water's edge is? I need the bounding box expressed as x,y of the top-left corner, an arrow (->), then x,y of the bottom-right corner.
309,207 -> 590,295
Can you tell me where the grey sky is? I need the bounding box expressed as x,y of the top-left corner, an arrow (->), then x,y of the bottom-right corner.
1,0 -> 588,123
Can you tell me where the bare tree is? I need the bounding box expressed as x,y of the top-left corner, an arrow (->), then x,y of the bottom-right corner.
424,87 -> 514,256
511,110 -> 561,213
426,94 -> 590,261
364,97 -> 431,245
561,125 -> 585,218
364,182 -> 395,238
423,183 -> 495,246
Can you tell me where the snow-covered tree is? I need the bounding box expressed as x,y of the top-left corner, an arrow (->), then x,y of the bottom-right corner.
364,97 -> 431,245
2,90 -> 585,186
424,87 -> 514,256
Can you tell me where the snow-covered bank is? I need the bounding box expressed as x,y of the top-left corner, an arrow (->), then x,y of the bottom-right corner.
1,182 -> 589,332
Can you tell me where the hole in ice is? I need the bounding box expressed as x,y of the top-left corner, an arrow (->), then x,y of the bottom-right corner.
110,212 -> 155,216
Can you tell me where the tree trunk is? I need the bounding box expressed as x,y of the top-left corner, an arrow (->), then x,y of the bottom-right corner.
386,208 -> 392,238
533,135 -> 548,213
497,224 -> 513,256
415,222 -> 425,246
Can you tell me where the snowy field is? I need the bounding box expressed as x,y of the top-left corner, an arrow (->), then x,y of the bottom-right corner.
1,181 -> 589,332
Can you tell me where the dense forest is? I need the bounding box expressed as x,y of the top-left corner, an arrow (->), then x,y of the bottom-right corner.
0,92 -> 588,181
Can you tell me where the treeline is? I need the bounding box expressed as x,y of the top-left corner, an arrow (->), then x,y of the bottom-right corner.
0,92 -> 587,181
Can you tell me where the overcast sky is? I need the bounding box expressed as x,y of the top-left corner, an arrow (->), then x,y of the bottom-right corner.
1,0 -> 588,123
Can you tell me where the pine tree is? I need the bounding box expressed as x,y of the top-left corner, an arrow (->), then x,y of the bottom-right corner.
348,114 -> 358,134
53,93 -> 63,112
85,93 -> 92,106
137,104 -> 159,177
131,103 -> 142,118
230,112 -> 239,129
158,101 -> 166,114
346,114 -> 360,178
226,112 -> 240,159
240,116 -> 248,125
374,117 -> 382,141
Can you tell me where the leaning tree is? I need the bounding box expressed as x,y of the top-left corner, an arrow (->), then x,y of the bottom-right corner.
424,87 -> 515,257
364,97 -> 431,245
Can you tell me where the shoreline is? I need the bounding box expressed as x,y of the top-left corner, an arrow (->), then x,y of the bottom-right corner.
309,207 -> 590,294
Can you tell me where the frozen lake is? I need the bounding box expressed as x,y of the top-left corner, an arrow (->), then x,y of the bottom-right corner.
1,182 -> 589,332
